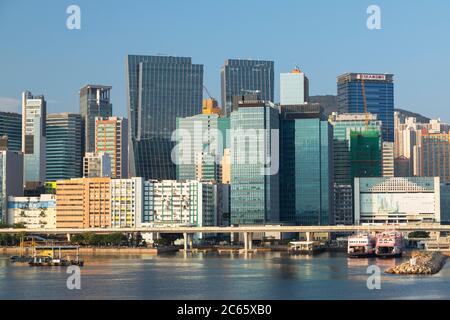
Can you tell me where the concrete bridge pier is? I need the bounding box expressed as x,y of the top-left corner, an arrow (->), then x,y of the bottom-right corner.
183,233 -> 194,252
66,233 -> 71,242
243,232 -> 253,252
306,232 -> 314,242
183,233 -> 188,252
189,234 -> 193,250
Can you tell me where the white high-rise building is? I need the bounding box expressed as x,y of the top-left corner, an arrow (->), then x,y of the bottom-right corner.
22,91 -> 46,189
280,68 -> 309,106
142,180 -> 217,228
382,142 -> 394,177
394,111 -> 450,176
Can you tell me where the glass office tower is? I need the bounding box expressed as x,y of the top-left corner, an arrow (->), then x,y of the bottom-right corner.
126,55 -> 203,180
280,105 -> 333,225
176,113 -> 229,181
230,100 -> 279,225
337,73 -> 394,142
221,59 -> 274,116
79,85 -> 113,153
22,91 -> 46,189
0,112 -> 22,152
46,113 -> 83,181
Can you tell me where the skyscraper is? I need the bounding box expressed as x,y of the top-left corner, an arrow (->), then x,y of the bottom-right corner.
221,59 -> 274,116
79,85 -> 112,153
328,112 -> 382,224
175,101 -> 229,182
337,73 -> 394,142
230,98 -> 279,225
46,113 -> 83,181
126,55 -> 204,180
420,132 -> 450,183
95,116 -> 128,178
280,104 -> 333,225
0,111 -> 22,152
0,150 -> 23,222
22,91 -> 46,189
280,68 -> 309,106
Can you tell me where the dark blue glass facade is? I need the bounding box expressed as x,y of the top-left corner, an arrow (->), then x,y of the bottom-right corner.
280,116 -> 333,225
126,55 -> 203,180
0,112 -> 21,152
46,113 -> 83,181
221,59 -> 274,116
337,73 -> 394,142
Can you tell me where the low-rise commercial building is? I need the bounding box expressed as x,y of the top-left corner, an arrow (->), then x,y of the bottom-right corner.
7,194 -> 56,229
354,177 -> 440,225
56,177 -> 111,228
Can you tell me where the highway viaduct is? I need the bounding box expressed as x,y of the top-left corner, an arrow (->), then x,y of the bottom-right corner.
1,224 -> 449,252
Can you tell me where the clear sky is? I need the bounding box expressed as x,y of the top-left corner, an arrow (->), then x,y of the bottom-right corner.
1,0 -> 449,121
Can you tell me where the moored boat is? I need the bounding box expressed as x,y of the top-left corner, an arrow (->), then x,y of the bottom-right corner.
289,241 -> 324,255
375,231 -> 404,258
347,233 -> 376,258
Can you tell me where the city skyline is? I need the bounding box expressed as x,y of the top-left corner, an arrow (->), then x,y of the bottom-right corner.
1,1 -> 450,122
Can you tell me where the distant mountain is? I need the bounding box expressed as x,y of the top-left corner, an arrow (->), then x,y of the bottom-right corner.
309,95 -> 431,123
394,108 -> 430,123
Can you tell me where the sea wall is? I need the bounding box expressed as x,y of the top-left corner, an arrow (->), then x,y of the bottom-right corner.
0,246 -> 178,255
385,251 -> 447,275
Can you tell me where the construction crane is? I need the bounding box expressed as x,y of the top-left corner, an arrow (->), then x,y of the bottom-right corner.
361,78 -> 370,127
203,85 -> 214,100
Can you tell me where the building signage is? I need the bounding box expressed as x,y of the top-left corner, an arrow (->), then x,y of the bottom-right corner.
356,74 -> 386,81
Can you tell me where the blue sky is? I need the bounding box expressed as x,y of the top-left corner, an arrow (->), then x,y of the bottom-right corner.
1,0 -> 450,121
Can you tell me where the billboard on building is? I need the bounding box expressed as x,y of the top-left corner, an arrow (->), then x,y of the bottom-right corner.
360,193 -> 435,215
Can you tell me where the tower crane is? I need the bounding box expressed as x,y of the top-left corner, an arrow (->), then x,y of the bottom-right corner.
361,77 -> 369,127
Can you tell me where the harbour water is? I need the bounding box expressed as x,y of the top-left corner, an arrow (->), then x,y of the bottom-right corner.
1,252 -> 449,300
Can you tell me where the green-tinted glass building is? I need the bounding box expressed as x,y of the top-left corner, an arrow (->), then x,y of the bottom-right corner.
0,112 -> 22,152
230,100 -> 279,225
280,105 -> 333,225
328,113 -> 382,225
46,113 -> 83,181
175,113 -> 229,182
329,113 -> 382,185
350,130 -> 382,179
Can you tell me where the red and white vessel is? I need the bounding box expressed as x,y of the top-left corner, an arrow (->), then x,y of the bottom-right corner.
347,233 -> 376,258
375,232 -> 404,258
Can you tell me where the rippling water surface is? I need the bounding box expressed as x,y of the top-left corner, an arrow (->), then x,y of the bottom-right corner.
1,252 -> 449,300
